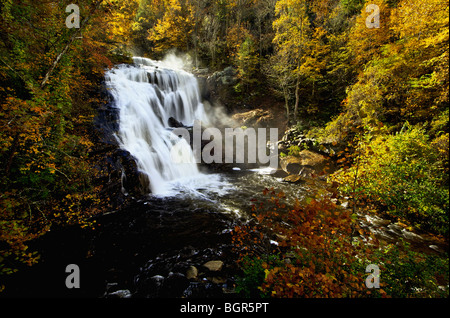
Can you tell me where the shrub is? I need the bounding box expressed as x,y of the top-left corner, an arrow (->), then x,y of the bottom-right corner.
330,124 -> 449,235
232,190 -> 449,298
366,241 -> 449,298
288,145 -> 301,156
233,191 -> 370,298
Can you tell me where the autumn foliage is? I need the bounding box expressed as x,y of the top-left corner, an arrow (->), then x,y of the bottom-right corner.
233,190 -> 372,297
0,0 -> 136,283
0,0 -> 448,298
232,189 -> 448,298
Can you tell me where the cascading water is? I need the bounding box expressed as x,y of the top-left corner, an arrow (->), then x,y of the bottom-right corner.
105,56 -> 211,195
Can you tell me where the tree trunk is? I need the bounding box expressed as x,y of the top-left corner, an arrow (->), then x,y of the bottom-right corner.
283,85 -> 290,121
294,76 -> 300,121
5,133 -> 19,178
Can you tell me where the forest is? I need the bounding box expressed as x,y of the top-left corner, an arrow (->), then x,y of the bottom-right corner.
0,0 -> 448,298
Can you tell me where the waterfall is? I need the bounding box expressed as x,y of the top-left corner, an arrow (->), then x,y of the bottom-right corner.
105,56 -> 209,195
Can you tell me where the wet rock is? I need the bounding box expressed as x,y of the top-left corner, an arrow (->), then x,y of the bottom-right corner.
205,67 -> 239,111
271,169 -> 289,178
117,149 -> 148,196
203,260 -> 223,272
283,174 -> 304,183
280,156 -> 303,175
135,275 -> 165,298
168,117 -> 185,128
298,166 -> 317,178
182,282 -> 224,298
160,272 -> 190,298
106,289 -> 132,298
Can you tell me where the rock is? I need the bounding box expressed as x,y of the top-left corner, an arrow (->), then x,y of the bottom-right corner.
168,117 -> 185,128
271,169 -> 289,178
209,277 -> 227,284
193,68 -> 209,75
182,282 -> 224,298
298,166 -> 316,178
107,289 -> 132,298
204,67 -> 238,111
203,260 -> 223,272
275,234 -> 287,242
298,150 -> 327,169
135,275 -> 164,298
231,109 -> 274,128
280,151 -> 330,177
429,245 -> 442,253
207,67 -> 238,91
160,272 -> 190,298
280,156 -> 303,175
283,174 -> 304,183
186,266 -> 198,280
222,66 -> 237,77
116,149 -> 148,196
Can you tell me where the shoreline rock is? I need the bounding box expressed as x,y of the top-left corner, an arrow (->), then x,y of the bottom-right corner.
280,150 -> 330,177
203,260 -> 224,272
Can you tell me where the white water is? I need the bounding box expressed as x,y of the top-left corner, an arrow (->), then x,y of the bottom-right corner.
105,56 -> 215,195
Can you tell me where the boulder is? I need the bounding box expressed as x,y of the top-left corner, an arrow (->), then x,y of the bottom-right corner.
209,277 -> 227,284
160,272 -> 190,298
280,151 -> 329,177
186,266 -> 198,280
203,261 -> 223,272
298,166 -> 316,178
204,66 -> 239,111
283,174 -> 304,183
280,156 -> 303,175
271,169 -> 289,178
298,150 -> 327,168
231,109 -> 274,128
134,275 -> 164,298
168,117 -> 185,128
106,289 -> 132,298
206,67 -> 238,93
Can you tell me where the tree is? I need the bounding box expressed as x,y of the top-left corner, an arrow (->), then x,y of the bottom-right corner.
235,35 -> 260,92
324,0 -> 449,142
298,26 -> 331,114
264,50 -> 296,120
254,0 -> 277,60
346,0 -> 393,68
103,0 -> 140,51
388,0 -> 449,123
272,0 -> 311,122
0,0 -> 130,284
148,0 -> 196,55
